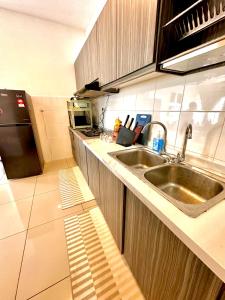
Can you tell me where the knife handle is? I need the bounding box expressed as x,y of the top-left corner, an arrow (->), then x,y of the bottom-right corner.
128,118 -> 134,129
124,115 -> 130,127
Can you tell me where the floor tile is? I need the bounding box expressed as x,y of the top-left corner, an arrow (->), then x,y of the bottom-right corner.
29,190 -> 83,228
43,159 -> 68,174
35,173 -> 59,195
0,177 -> 36,205
16,219 -> 70,300
0,198 -> 32,239
0,232 -> 26,300
29,278 -> 72,300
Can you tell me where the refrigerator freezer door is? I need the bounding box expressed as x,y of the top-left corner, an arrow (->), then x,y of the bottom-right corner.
0,124 -> 42,179
0,90 -> 30,124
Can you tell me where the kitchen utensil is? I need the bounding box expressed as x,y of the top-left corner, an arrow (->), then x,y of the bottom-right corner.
128,118 -> 134,129
133,121 -> 139,131
133,125 -> 144,144
135,114 -> 151,127
116,126 -> 136,147
124,115 -> 130,127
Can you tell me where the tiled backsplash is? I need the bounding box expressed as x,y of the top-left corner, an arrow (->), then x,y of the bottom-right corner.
93,66 -> 225,173
31,96 -> 72,162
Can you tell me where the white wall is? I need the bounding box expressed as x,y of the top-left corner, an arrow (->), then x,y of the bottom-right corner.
0,9 -> 85,162
93,66 -> 225,174
0,8 -> 85,96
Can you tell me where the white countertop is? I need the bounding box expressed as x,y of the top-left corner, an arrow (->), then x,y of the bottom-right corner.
71,129 -> 225,282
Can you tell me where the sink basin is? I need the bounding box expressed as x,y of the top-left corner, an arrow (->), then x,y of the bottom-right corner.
144,164 -> 225,217
115,148 -> 166,169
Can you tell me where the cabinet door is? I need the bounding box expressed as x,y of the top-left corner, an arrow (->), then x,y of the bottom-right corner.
74,47 -> 88,90
71,133 -> 80,166
124,189 -> 223,300
86,24 -> 99,83
78,140 -> 88,182
74,25 -> 98,89
86,148 -> 100,205
69,130 -> 76,161
97,0 -> 117,86
116,0 -> 158,78
99,162 -> 124,251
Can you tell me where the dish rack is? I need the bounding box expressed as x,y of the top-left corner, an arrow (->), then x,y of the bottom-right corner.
163,0 -> 225,40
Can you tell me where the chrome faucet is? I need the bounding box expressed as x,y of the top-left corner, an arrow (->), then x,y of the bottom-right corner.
142,121 -> 167,152
177,124 -> 192,162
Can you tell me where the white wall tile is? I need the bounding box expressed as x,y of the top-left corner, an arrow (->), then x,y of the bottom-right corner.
45,125 -> 69,139
182,66 -> 225,111
43,110 -> 69,125
176,112 -> 225,157
49,136 -> 72,160
135,80 -> 155,111
32,96 -> 71,162
215,123 -> 225,162
154,75 -> 185,111
152,112 -> 180,147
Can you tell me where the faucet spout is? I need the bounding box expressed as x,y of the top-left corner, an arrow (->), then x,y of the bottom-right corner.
180,123 -> 192,161
142,121 -> 167,152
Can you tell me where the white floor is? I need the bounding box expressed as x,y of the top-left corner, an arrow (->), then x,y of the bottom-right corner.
0,158 -> 95,300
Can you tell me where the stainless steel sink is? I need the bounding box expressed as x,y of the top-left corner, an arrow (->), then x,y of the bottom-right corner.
109,147 -> 225,217
144,164 -> 225,217
111,148 -> 167,169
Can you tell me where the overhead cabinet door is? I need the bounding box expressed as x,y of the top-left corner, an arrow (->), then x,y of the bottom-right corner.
75,25 -> 99,89
116,0 -> 158,78
97,0 -> 117,86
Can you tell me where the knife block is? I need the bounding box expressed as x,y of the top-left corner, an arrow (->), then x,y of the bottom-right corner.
116,126 -> 135,147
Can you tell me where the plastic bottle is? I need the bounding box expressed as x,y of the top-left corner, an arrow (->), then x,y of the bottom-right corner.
113,117 -> 122,140
153,130 -> 164,153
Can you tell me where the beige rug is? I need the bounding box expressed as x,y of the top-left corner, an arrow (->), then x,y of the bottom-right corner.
59,166 -> 94,209
64,207 -> 144,300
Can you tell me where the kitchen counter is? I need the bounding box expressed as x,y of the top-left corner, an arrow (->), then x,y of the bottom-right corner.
70,128 -> 225,282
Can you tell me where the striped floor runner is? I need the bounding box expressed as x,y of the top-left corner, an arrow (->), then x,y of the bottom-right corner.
59,166 -> 94,209
64,207 -> 144,300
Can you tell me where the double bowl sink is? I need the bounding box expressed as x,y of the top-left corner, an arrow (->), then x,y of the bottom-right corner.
109,147 -> 225,217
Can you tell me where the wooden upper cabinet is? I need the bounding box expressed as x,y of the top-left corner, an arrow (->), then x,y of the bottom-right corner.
75,0 -> 159,88
74,47 -> 87,90
97,0 -> 117,86
74,24 -> 98,90
116,0 -> 158,78
86,24 -> 99,83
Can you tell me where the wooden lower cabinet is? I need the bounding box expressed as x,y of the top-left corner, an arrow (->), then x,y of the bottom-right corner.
86,148 -> 100,205
69,130 -> 76,160
124,189 -> 223,300
99,162 -> 124,251
78,140 -> 88,183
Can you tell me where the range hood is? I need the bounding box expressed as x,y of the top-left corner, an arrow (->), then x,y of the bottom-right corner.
74,79 -> 119,99
160,36 -> 225,73
158,0 -> 225,75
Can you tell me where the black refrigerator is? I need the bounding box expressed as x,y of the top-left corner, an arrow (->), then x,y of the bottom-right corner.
0,89 -> 42,179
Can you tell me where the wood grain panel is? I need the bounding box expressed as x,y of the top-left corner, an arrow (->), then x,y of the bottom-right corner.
86,148 -> 100,206
97,0 -> 117,86
74,24 -> 98,89
124,189 -> 223,300
116,0 -> 158,78
78,140 -> 88,183
74,45 -> 89,90
99,162 -> 124,251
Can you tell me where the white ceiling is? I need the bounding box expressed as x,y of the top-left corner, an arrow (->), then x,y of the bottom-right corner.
0,0 -> 106,30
